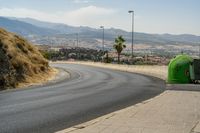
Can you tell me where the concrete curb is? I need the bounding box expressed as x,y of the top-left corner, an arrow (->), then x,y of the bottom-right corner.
167,84 -> 200,91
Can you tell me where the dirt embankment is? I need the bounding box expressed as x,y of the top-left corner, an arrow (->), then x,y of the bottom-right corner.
0,28 -> 56,90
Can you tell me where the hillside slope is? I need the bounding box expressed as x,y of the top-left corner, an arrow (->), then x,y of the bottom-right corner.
0,28 -> 50,90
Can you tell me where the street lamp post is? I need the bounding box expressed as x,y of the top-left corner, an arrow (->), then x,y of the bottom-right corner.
100,26 -> 105,53
128,10 -> 134,59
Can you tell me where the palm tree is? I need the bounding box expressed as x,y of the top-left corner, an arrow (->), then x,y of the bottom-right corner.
113,35 -> 126,64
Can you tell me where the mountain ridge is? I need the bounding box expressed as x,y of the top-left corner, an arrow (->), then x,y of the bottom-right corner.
0,16 -> 200,46
0,17 -> 59,36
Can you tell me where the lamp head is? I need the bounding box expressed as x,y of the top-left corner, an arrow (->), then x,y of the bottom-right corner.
128,10 -> 134,13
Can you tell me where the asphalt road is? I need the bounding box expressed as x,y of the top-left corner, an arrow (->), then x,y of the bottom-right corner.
0,63 -> 165,133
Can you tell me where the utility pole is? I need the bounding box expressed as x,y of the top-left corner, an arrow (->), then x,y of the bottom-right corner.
100,26 -> 105,53
76,33 -> 79,59
100,26 -> 105,62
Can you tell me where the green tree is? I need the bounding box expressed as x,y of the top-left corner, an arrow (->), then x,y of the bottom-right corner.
40,50 -> 50,60
113,35 -> 126,64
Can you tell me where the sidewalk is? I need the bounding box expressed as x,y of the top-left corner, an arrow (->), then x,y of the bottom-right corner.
56,61 -> 200,133
57,90 -> 200,133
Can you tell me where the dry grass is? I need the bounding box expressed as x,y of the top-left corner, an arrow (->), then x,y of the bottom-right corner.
0,28 -> 56,89
18,68 -> 58,88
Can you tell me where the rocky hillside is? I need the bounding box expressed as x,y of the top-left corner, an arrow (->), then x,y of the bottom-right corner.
0,28 -> 49,90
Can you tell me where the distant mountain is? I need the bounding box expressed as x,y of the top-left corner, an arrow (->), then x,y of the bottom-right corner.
13,17 -> 81,34
0,17 -> 58,36
1,16 -> 200,46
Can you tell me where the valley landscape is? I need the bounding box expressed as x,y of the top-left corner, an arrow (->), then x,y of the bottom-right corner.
0,16 -> 200,58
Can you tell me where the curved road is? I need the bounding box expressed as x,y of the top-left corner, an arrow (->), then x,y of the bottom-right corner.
0,63 -> 165,133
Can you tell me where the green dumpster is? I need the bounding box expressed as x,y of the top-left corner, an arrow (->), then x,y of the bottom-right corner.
168,54 -> 193,84
190,59 -> 200,82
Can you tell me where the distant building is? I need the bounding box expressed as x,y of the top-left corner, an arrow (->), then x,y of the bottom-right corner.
49,47 -> 61,52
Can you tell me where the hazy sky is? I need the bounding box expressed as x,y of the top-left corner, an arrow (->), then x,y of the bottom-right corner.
0,0 -> 199,35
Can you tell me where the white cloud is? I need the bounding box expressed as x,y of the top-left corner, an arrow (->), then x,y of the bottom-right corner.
0,6 -> 117,28
68,5 -> 115,16
63,6 -> 116,26
73,0 -> 90,4
0,8 -> 59,22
